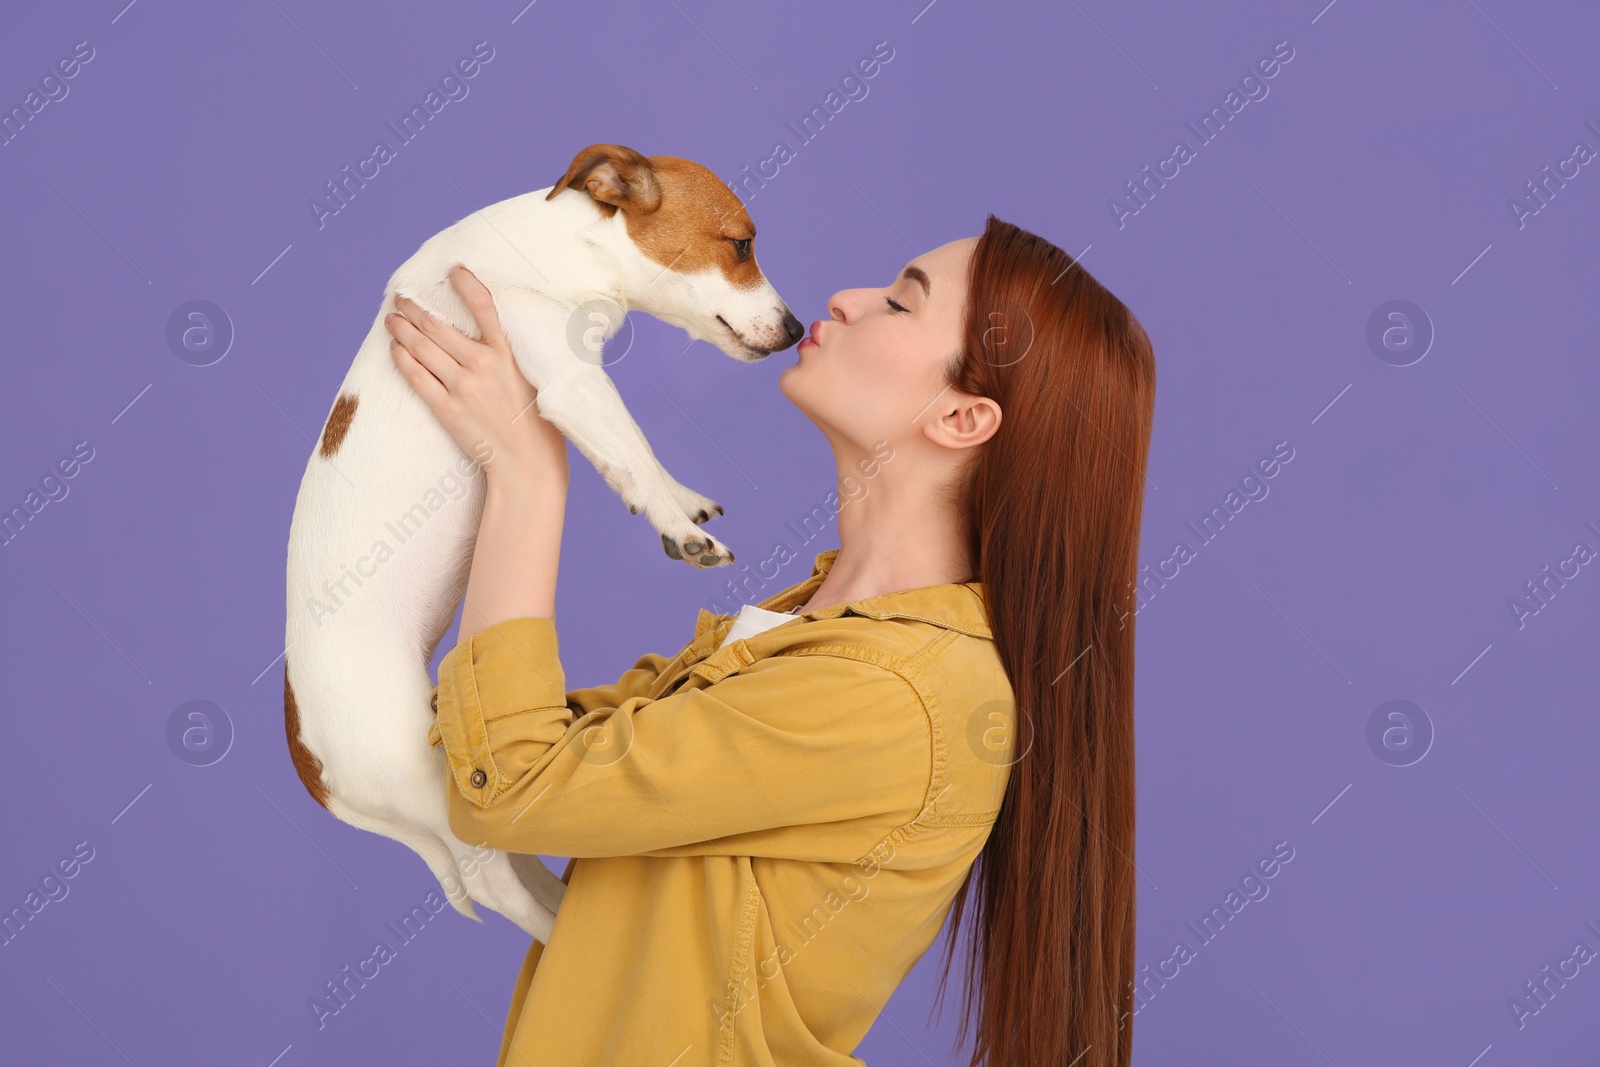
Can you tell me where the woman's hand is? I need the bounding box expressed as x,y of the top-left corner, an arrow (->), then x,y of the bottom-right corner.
386,265 -> 568,487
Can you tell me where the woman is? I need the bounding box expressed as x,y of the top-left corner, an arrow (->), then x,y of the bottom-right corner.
386,214 -> 1155,1066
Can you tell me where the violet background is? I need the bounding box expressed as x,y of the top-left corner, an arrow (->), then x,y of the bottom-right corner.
2,0 -> 1597,1064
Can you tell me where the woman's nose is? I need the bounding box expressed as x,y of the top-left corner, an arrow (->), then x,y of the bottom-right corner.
827,290 -> 858,322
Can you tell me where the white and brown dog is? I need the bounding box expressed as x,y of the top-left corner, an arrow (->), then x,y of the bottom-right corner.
282,144 -> 802,941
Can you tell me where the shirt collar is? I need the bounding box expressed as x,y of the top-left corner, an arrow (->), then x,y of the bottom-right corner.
756,547 -> 993,640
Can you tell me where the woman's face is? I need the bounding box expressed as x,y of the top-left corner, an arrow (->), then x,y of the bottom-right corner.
780,237 -> 977,453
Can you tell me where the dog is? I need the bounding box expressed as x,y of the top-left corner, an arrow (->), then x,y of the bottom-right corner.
282,143 -> 803,941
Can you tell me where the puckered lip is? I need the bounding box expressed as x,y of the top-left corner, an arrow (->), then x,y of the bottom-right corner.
807,319 -> 825,346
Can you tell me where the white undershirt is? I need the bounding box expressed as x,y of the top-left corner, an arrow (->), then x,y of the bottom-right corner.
716,603 -> 802,650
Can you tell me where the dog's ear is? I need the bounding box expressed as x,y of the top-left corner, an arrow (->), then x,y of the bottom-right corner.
546,144 -> 662,215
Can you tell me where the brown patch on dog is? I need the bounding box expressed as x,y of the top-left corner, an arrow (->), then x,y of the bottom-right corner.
284,662 -> 332,809
319,393 -> 358,458
547,143 -> 766,291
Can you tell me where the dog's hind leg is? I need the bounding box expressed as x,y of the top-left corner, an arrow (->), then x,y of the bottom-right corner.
506,851 -> 570,915
391,826 -> 484,923
388,710 -> 561,940
443,836 -> 562,944
346,774 -> 561,939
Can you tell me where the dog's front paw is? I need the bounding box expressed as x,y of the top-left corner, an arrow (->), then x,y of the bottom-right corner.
668,482 -> 723,526
661,530 -> 735,568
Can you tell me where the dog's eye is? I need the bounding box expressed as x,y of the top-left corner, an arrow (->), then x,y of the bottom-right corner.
730,238 -> 751,261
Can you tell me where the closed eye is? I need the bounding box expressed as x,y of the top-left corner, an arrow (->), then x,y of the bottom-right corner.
885,295 -> 909,313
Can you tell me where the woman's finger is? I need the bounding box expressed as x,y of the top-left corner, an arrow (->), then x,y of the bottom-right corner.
389,337 -> 451,411
387,312 -> 462,388
447,266 -> 508,350
392,294 -> 476,368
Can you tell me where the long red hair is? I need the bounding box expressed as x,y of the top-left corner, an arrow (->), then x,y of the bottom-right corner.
933,214 -> 1156,1067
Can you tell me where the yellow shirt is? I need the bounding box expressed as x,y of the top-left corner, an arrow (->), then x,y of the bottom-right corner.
428,547 -> 1015,1065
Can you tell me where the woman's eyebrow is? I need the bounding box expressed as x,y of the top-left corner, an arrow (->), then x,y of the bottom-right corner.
899,265 -> 931,297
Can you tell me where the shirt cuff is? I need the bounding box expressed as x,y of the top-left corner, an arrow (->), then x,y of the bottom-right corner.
430,616 -> 567,807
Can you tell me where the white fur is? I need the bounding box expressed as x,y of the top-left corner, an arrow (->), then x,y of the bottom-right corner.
284,184 -> 795,940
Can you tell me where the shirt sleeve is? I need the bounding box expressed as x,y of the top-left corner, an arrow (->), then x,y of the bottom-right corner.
426,616 -> 931,861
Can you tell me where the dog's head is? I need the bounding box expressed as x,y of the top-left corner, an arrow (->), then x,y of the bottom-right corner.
548,144 -> 803,361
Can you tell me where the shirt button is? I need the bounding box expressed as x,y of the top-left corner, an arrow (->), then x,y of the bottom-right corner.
470,769 -> 487,788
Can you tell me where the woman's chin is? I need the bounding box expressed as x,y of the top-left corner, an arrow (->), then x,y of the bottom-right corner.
776,362 -> 807,408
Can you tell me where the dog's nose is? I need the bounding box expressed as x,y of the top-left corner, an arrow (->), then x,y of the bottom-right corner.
780,311 -> 804,345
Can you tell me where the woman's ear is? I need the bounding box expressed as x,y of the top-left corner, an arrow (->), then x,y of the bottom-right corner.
545,143 -> 663,215
928,391 -> 1002,450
